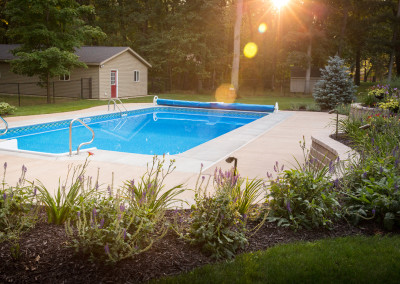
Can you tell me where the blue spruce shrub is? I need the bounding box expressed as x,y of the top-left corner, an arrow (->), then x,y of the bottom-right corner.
313,56 -> 356,110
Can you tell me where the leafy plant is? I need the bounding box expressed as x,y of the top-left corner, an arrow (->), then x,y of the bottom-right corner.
0,102 -> 16,115
0,163 -> 38,259
266,140 -> 341,230
179,167 -> 249,260
66,156 -> 184,263
34,156 -> 96,225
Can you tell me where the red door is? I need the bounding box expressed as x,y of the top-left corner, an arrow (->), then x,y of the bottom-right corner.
111,70 -> 117,98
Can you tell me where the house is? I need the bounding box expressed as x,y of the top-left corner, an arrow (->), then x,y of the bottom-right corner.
290,67 -> 321,93
0,44 -> 151,99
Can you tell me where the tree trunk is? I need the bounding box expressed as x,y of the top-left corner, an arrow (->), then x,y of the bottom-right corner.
231,0 -> 243,92
304,32 -> 312,93
388,0 -> 400,81
355,48 -> 361,86
338,0 -> 349,57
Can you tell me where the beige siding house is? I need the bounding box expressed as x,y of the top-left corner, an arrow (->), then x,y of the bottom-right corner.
0,44 -> 151,99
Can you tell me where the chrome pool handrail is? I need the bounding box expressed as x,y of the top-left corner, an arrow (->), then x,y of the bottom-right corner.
69,118 -> 95,156
0,116 -> 8,136
108,98 -> 128,117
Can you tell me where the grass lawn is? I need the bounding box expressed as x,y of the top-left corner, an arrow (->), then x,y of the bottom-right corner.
156,235 -> 400,284
0,92 -> 316,117
0,82 -> 375,117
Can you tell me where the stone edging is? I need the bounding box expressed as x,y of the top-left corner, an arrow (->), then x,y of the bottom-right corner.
350,103 -> 387,120
310,133 -> 358,169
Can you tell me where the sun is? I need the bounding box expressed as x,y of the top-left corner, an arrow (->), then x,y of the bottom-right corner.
271,0 -> 289,9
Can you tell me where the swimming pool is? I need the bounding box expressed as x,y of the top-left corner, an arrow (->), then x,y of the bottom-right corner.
0,107 -> 267,155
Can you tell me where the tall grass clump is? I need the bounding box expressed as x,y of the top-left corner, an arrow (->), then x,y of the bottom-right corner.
66,156 -> 185,263
266,139 -> 341,230
34,156 -> 96,225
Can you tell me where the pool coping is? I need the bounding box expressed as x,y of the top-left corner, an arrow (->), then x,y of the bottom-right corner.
0,104 -> 293,173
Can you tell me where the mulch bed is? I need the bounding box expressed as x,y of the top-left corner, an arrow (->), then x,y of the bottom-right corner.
0,211 -> 395,284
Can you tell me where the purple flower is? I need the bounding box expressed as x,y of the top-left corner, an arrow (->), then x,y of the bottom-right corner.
3,162 -> 7,170
77,211 -> 81,218
120,204 -> 125,212
148,183 -> 152,189
362,172 -> 368,179
379,166 -> 383,174
123,228 -> 127,240
105,244 -> 110,255
95,182 -> 99,191
286,201 -> 292,213
202,176 -> 205,181
99,218 -> 105,229
130,179 -> 135,188
92,207 -> 97,218
78,175 -> 84,183
281,165 -> 284,171
3,192 -> 6,200
372,209 -> 376,215
118,214 -> 122,221
108,185 -> 112,197
33,187 -> 37,196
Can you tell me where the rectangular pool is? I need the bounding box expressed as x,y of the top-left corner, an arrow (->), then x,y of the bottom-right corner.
0,107 -> 267,155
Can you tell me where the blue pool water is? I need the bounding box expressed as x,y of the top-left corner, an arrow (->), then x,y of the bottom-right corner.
1,107 -> 267,155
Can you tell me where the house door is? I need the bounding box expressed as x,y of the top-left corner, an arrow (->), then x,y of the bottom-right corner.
111,70 -> 117,98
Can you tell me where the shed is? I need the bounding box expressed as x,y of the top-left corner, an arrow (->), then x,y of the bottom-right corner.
0,44 -> 151,99
290,67 -> 321,93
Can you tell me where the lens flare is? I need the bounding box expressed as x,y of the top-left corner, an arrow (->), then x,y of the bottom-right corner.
243,42 -> 258,59
215,84 -> 237,103
258,23 -> 267,33
271,0 -> 289,9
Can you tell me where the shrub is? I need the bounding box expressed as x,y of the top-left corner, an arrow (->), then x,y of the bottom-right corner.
266,140 -> 341,230
0,102 -> 16,115
312,56 -> 356,110
183,167 -> 249,259
0,163 -> 38,259
66,156 -> 184,263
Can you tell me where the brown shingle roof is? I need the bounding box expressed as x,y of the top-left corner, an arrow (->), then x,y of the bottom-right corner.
0,44 -> 151,67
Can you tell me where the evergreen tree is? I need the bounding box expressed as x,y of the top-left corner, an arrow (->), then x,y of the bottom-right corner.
312,55 -> 356,110
5,0 -> 105,103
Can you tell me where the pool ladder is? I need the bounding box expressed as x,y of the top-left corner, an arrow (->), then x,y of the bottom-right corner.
0,116 -> 8,136
108,98 -> 128,117
69,118 -> 95,156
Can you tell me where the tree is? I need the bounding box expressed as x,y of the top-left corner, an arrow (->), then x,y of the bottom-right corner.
5,0 -> 105,103
231,0 -> 243,92
313,55 -> 356,110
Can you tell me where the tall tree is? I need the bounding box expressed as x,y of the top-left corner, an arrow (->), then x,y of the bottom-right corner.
5,0 -> 105,103
231,0 -> 243,92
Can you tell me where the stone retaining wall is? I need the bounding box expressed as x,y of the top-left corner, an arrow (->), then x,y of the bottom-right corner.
310,133 -> 358,169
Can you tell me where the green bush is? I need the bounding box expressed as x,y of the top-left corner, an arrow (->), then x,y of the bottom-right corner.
0,163 -> 38,260
0,102 -> 16,115
182,168 -> 249,259
266,141 -> 341,230
66,156 -> 184,263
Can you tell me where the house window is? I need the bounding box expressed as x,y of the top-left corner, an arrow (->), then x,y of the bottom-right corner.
59,74 -> 70,81
134,70 -> 140,82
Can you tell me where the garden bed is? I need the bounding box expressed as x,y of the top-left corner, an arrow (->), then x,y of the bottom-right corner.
0,212 -> 391,283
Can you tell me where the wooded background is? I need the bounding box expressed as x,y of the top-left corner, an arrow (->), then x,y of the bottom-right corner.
1,0 -> 399,93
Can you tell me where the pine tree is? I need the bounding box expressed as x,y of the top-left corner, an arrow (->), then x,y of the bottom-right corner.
312,55 -> 356,110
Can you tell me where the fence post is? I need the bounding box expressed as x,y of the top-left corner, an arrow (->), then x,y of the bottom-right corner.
81,78 -> 83,99
53,82 -> 55,103
17,83 -> 20,107
89,78 -> 92,99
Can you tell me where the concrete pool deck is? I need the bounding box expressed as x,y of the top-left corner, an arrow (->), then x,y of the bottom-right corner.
0,104 -> 335,205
